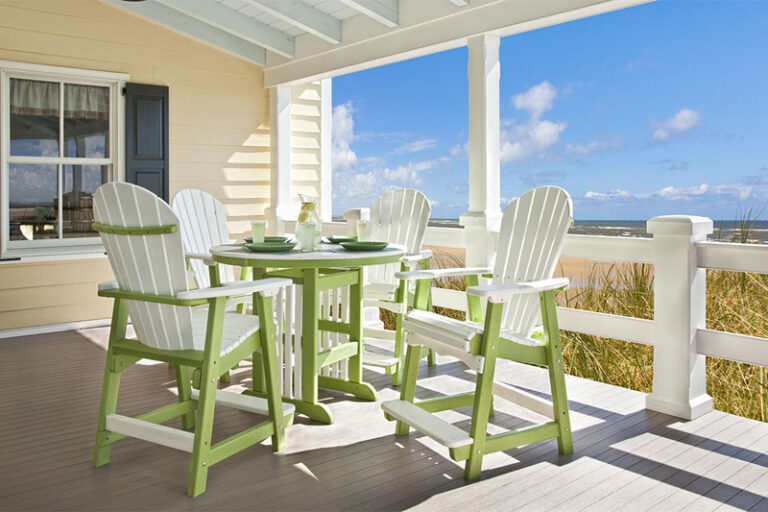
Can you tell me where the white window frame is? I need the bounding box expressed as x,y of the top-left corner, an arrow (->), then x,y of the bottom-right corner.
0,60 -> 129,259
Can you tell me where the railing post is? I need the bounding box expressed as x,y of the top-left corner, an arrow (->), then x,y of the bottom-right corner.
646,215 -> 713,420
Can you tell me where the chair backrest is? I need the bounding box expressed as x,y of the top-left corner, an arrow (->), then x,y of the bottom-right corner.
94,182 -> 197,352
493,186 -> 572,338
171,188 -> 234,288
368,188 -> 431,284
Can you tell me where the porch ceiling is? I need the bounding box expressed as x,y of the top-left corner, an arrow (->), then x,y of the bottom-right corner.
102,0 -> 653,85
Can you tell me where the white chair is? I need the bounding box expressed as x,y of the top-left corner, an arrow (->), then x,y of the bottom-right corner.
171,188 -> 247,291
361,188 -> 433,385
91,182 -> 294,497
382,185 -> 574,479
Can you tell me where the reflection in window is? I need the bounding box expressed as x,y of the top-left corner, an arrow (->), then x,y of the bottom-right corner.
64,84 -> 109,158
10,79 -> 60,157
9,164 -> 58,241
62,165 -> 107,238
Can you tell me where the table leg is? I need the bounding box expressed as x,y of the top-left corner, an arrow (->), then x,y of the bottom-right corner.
336,267 -> 377,401
301,267 -> 320,406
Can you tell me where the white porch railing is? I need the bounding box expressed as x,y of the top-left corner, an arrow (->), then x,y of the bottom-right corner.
287,213 -> 768,421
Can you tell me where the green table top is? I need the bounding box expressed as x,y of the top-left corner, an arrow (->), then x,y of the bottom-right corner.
210,242 -> 405,268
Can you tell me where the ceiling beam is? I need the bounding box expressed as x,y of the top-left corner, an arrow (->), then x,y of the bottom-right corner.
242,0 -> 342,45
155,0 -> 294,58
264,0 -> 653,87
336,0 -> 398,27
102,0 -> 266,65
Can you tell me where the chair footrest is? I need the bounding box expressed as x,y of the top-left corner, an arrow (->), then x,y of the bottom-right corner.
364,351 -> 399,367
381,400 -> 473,449
191,389 -> 295,417
106,414 -> 194,452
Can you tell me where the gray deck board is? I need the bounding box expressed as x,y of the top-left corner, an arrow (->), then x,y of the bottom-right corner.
1,328 -> 768,511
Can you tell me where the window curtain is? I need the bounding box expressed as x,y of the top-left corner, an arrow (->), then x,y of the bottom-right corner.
10,79 -> 109,120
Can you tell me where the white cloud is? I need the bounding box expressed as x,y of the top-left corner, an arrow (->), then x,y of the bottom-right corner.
565,138 -> 623,157
583,182 -> 757,203
500,81 -> 566,164
652,109 -> 701,141
394,138 -> 438,154
513,81 -> 557,118
332,102 -> 357,173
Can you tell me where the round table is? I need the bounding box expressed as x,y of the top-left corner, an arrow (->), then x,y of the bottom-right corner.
210,242 -> 405,424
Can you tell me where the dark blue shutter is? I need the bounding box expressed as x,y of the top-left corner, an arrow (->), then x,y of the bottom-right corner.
125,83 -> 169,201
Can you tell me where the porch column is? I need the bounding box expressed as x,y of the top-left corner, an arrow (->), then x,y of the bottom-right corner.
459,34 -> 502,267
646,215 -> 714,420
320,78 -> 333,221
266,85 -> 294,234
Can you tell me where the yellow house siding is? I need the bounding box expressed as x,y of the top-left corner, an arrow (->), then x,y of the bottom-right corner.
0,0 -> 318,330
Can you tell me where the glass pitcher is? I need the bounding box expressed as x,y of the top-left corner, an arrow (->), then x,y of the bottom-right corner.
298,194 -> 323,247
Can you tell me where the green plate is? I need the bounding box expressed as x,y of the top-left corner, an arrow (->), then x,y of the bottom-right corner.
244,236 -> 290,243
327,235 -> 357,244
340,241 -> 389,251
244,241 -> 297,253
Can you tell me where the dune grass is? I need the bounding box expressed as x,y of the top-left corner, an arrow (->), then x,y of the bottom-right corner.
382,245 -> 768,423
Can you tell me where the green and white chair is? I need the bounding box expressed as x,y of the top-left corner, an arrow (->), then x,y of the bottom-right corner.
362,188 -> 433,385
91,182 -> 294,497
382,185 -> 574,480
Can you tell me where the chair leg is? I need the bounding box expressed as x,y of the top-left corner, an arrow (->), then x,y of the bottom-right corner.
188,375 -> 217,497
395,343 -> 422,436
175,365 -> 196,430
391,312 -> 405,386
427,348 -> 437,367
464,362 -> 496,480
92,349 -> 121,467
464,301 -> 503,480
250,352 -> 266,393
541,290 -> 573,455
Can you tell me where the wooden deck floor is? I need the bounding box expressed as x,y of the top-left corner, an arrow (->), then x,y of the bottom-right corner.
2,328 -> 768,511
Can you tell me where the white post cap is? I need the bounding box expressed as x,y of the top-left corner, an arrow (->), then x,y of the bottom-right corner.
647,215 -> 713,236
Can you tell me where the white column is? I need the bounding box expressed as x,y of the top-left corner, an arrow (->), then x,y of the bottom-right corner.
646,215 -> 714,420
459,34 -> 502,267
266,85 -> 294,235
320,78 -> 333,222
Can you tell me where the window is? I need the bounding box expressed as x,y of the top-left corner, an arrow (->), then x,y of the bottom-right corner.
1,61 -> 128,257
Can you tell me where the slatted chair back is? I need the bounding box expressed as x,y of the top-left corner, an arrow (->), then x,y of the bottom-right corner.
172,189 -> 234,288
368,188 -> 431,284
493,186 -> 572,338
94,182 -> 196,352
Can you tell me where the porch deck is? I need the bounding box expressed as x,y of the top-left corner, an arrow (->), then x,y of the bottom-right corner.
1,329 -> 767,511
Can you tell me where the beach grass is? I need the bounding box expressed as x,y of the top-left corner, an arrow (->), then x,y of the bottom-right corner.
382,246 -> 768,423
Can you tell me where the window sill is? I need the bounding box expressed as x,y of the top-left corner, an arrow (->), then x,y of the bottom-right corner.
0,245 -> 107,264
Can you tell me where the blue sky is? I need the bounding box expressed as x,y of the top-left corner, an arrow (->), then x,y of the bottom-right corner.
330,1 -> 768,221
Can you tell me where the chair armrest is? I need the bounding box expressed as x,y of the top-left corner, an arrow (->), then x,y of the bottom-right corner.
467,278 -> 569,303
395,267 -> 492,281
402,250 -> 433,269
177,278 -> 292,300
98,280 -> 119,291
186,251 -> 216,266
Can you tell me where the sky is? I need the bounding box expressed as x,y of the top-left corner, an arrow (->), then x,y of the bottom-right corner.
330,0 -> 768,221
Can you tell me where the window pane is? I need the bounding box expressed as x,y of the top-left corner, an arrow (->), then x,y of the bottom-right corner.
62,165 -> 107,238
10,79 -> 60,157
9,164 -> 58,241
64,84 -> 110,158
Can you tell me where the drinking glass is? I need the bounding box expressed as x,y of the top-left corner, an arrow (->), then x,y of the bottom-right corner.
250,220 -> 266,243
296,221 -> 316,252
356,220 -> 371,242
